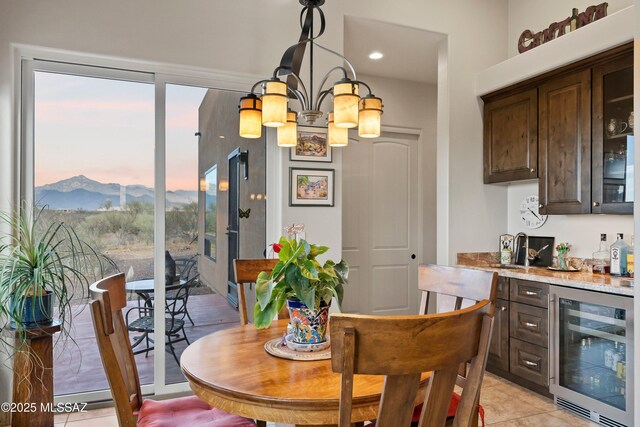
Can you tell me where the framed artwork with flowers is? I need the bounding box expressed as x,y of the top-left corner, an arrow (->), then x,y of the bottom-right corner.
290,126 -> 332,162
289,168 -> 334,207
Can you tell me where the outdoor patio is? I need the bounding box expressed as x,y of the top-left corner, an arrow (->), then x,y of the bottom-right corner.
53,291 -> 241,396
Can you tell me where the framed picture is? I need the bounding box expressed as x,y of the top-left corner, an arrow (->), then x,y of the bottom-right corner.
290,126 -> 332,162
289,168 -> 334,207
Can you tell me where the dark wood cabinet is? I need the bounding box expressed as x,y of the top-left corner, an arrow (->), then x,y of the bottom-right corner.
482,43 -> 633,216
483,89 -> 538,183
487,276 -> 550,397
488,297 -> 510,372
538,69 -> 591,214
592,53 -> 634,214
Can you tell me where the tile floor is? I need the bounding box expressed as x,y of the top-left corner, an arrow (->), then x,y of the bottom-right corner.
52,373 -> 599,427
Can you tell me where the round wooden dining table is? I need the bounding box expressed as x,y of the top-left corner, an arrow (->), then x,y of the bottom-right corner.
181,319 -> 430,426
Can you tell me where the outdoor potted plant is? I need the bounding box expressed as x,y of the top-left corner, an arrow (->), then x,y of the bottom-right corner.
0,207 -> 115,360
254,236 -> 348,346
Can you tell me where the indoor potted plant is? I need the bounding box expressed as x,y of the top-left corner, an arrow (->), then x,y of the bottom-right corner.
254,236 -> 348,345
0,206 -> 115,357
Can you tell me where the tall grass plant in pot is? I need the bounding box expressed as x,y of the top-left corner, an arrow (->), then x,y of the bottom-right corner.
0,207 -> 115,372
254,237 -> 348,344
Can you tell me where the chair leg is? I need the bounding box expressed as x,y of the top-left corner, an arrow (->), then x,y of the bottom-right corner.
167,337 -> 180,365
185,308 -> 195,326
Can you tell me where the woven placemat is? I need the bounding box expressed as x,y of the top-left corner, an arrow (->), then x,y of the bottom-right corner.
264,337 -> 331,361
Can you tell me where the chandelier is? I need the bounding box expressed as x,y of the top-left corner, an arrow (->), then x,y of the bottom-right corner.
238,0 -> 383,147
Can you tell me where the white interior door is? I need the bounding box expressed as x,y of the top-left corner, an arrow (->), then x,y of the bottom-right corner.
342,133 -> 421,315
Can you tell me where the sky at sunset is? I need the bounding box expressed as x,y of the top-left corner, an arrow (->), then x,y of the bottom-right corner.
34,72 -> 206,191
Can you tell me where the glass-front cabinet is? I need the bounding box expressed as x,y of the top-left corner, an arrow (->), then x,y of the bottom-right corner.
550,286 -> 634,427
592,53 -> 634,214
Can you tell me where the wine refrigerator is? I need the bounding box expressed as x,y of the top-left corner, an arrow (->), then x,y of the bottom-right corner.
549,286 -> 633,427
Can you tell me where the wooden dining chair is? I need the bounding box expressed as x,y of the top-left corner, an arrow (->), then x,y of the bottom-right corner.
233,258 -> 288,326
416,264 -> 498,426
331,300 -> 494,427
89,273 -> 257,427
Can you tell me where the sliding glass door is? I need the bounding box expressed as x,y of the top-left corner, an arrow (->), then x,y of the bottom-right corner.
24,61 -> 156,400
21,59 -> 266,401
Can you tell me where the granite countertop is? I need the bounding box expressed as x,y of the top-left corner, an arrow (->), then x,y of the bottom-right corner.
457,252 -> 635,297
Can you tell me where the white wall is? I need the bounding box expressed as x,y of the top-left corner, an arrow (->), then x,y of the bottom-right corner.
507,182 -> 634,257
507,0 -> 634,57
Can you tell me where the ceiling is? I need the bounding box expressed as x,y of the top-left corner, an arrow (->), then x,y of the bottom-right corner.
344,17 -> 444,84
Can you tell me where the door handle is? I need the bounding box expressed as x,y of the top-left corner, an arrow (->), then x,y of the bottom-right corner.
411,254 -> 416,260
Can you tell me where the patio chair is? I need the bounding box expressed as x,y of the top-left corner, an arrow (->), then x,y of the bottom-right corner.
167,255 -> 199,325
330,300 -> 494,427
125,277 -> 195,365
89,273 -> 256,427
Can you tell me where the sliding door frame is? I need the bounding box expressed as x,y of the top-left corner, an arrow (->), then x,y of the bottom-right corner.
16,45 -> 256,402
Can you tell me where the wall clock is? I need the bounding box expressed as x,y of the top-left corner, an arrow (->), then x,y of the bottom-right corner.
519,195 -> 547,229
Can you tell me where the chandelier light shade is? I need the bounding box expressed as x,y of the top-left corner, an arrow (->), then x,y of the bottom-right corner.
358,95 -> 383,138
333,79 -> 360,128
238,0 -> 382,147
327,112 -> 348,147
238,94 -> 263,138
261,79 -> 288,127
277,110 -> 298,147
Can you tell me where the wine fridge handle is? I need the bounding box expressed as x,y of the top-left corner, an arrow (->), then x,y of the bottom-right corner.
548,294 -> 556,384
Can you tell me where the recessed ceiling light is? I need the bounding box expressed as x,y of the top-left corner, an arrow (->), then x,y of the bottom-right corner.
219,135 -> 225,139
368,51 -> 383,60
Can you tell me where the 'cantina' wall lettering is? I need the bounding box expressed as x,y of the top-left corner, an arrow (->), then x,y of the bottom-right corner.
518,3 -> 608,54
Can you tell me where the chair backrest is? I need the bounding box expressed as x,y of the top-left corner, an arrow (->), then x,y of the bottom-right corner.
331,301 -> 494,427
233,258 -> 283,325
175,255 -> 198,281
165,277 -> 195,324
418,264 -> 498,316
89,273 -> 142,427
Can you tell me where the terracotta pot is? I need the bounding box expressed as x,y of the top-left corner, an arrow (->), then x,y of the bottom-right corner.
286,298 -> 330,344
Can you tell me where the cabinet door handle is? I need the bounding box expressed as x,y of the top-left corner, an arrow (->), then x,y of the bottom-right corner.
530,168 -> 535,173
539,203 -> 544,209
593,201 -> 600,207
523,359 -> 539,368
524,321 -> 538,328
524,290 -> 539,296
501,306 -> 508,312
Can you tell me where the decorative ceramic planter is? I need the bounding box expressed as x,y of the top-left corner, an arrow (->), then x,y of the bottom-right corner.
286,298 -> 330,344
9,290 -> 54,328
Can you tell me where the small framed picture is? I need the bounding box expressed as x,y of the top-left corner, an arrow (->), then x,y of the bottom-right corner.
290,126 -> 332,162
289,168 -> 335,207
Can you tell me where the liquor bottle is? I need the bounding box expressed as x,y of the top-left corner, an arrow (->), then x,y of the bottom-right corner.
610,233 -> 629,276
627,235 -> 634,277
592,234 -> 610,274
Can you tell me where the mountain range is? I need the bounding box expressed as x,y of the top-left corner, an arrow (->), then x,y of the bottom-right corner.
35,175 -> 197,211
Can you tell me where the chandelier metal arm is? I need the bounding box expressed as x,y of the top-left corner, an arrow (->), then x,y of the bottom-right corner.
250,79 -> 271,94
314,89 -> 332,112
277,5 -> 326,93
312,42 -> 357,80
312,66 -> 348,110
353,80 -> 373,96
288,87 -> 308,110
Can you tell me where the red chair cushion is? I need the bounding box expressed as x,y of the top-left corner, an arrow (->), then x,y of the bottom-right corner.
137,395 -> 257,427
411,392 -> 485,427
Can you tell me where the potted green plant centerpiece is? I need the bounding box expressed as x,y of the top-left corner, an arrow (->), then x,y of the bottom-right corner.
254,236 -> 348,347
0,207 -> 114,357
